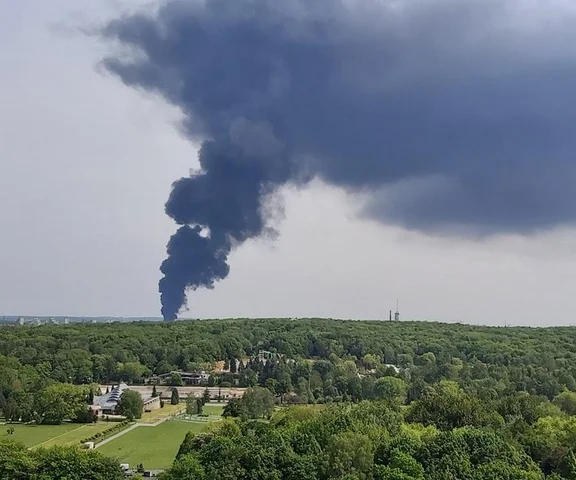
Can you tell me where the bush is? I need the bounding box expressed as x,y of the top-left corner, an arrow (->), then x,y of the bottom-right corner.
79,420 -> 132,444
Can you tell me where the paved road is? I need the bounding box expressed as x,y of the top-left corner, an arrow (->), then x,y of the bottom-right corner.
99,384 -> 245,400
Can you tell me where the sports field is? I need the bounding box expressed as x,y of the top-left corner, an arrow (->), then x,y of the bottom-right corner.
1,422 -> 113,448
98,420 -> 206,469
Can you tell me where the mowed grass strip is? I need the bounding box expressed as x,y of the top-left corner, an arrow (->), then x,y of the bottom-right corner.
202,404 -> 224,416
139,403 -> 184,424
1,422 -> 112,448
98,421 -> 206,469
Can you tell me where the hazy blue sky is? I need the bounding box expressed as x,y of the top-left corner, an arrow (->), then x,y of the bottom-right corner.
2,0 -> 576,326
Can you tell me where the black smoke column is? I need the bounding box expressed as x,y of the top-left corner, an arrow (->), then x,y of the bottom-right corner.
160,138 -> 290,320
100,0 -> 576,320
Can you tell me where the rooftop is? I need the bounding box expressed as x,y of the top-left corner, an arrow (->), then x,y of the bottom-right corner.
93,383 -> 128,409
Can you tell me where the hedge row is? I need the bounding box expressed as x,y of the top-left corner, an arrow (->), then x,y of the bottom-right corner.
80,420 -> 131,445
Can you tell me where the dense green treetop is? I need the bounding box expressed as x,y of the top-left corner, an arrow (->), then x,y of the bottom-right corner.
3,319 -> 576,478
2,318 -> 576,397
117,389 -> 143,420
0,439 -> 123,480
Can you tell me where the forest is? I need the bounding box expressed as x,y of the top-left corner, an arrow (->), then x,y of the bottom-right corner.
2,318 -> 576,478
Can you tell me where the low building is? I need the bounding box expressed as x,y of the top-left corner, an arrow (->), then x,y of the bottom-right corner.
92,383 -> 127,415
92,383 -> 161,417
155,371 -> 210,385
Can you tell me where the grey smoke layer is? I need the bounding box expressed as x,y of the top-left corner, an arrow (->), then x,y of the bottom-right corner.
101,0 -> 576,319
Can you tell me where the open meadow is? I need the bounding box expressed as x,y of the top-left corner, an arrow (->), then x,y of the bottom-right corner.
139,403 -> 184,424
202,403 -> 224,416
1,422 -> 113,448
97,420 -> 206,469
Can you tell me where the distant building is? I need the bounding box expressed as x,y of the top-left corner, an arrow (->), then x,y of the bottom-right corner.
156,371 -> 210,386
92,383 -> 127,415
394,300 -> 400,321
17,317 -> 25,326
91,383 -> 160,417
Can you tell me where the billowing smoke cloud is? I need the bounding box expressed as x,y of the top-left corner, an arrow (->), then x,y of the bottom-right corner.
101,0 -> 576,319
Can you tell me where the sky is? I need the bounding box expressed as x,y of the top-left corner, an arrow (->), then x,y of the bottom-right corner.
2,0 -> 576,326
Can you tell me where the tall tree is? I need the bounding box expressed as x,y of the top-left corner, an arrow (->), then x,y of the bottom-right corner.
168,373 -> 184,387
186,394 -> 198,414
117,390 -> 143,420
202,388 -> 211,405
34,384 -> 88,425
171,388 -> 180,405
241,387 -> 275,419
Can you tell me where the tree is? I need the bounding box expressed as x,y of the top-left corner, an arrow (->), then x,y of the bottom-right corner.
160,454 -> 206,480
362,354 -> 380,371
186,394 -> 198,414
326,432 -> 374,479
553,391 -> 576,416
34,445 -> 124,480
230,358 -> 238,374
152,385 -> 158,398
374,377 -> 408,405
168,373 -> 184,386
34,383 -> 88,424
202,388 -> 211,405
116,362 -> 149,383
223,398 -> 245,418
171,388 -> 180,405
0,439 -> 36,480
117,389 -> 143,420
241,387 -> 275,419
196,398 -> 204,416
406,382 -> 502,430
0,440 -> 124,480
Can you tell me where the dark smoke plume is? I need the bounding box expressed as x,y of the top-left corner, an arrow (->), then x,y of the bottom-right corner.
101,0 -> 576,319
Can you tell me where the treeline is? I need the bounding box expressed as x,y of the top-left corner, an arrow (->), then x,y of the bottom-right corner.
3,319 -> 576,478
0,440 -> 123,480
2,319 -> 576,425
161,393 -> 576,480
2,319 -> 576,394
0,356 -> 95,424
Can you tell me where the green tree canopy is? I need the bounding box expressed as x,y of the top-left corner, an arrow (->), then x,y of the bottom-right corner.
117,389 -> 143,420
34,383 -> 88,425
171,388 -> 180,405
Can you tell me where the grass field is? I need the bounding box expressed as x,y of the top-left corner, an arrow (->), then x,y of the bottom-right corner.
139,403 -> 184,424
203,404 -> 224,416
1,422 -> 113,448
98,420 -> 206,469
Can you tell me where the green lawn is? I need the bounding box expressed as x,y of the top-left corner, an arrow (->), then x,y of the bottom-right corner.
203,404 -> 224,416
1,422 -> 112,448
98,420 -> 206,469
